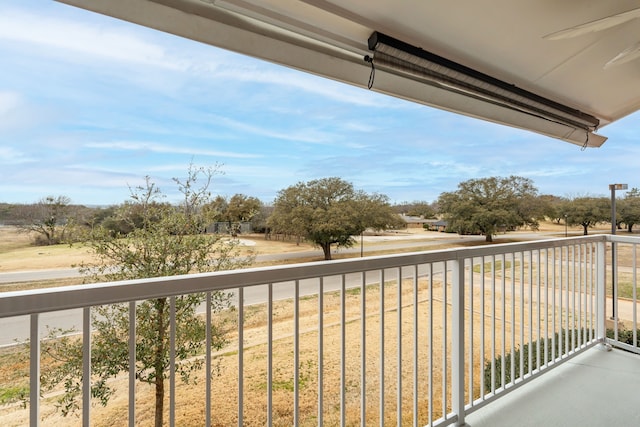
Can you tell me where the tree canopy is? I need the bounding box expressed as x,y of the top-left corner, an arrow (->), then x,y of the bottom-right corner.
619,188 -> 640,232
205,193 -> 263,236
268,177 -> 404,260
17,195 -> 74,245
437,176 -> 542,242
565,196 -> 610,235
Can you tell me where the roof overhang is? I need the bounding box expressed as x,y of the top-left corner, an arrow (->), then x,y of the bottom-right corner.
57,1 -> 640,148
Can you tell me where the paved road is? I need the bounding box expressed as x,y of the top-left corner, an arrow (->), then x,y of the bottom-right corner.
0,234 -> 488,284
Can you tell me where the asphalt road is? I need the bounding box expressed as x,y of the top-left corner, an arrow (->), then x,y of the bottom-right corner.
0,233 -> 488,284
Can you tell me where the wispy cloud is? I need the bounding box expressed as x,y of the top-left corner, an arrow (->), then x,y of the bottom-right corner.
209,114 -> 337,144
84,141 -> 261,159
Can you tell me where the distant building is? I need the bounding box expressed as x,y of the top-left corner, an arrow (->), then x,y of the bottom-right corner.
205,221 -> 252,234
425,219 -> 448,232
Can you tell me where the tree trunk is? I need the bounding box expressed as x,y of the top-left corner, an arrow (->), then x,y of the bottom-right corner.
321,243 -> 332,260
582,224 -> 589,235
485,234 -> 493,242
629,224 -> 634,233
155,298 -> 166,427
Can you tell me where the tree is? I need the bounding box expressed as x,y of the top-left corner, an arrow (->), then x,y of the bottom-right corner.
619,188 -> 640,232
437,176 -> 541,242
537,194 -> 567,223
17,195 -> 73,245
565,196 -> 609,235
268,177 -> 403,260
393,200 -> 436,218
204,194 -> 262,236
39,165 -> 254,427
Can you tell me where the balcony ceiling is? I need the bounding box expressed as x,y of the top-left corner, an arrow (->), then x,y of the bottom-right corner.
58,0 -> 640,147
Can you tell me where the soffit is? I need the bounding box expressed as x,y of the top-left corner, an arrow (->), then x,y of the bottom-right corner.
57,0 -> 640,147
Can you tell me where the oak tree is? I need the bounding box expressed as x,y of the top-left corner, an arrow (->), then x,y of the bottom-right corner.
268,177 -> 403,260
437,176 -> 542,242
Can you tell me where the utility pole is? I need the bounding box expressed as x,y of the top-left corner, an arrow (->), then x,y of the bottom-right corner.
609,183 -> 628,320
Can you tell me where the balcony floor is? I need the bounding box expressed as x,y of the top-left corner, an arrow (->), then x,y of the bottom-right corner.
465,346 -> 640,427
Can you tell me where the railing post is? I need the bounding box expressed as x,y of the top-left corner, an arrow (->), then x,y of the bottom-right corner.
596,240 -> 609,348
29,314 -> 40,427
452,258 -> 466,426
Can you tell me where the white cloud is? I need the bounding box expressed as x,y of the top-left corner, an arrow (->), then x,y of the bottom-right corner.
84,141 -> 261,159
0,91 -> 21,116
0,146 -> 35,164
209,114 -> 337,144
0,8 -> 187,71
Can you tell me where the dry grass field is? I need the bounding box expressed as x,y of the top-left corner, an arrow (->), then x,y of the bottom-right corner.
0,222 -> 621,425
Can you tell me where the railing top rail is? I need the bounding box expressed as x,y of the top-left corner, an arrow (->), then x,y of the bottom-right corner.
0,235 -> 611,318
608,234 -> 640,244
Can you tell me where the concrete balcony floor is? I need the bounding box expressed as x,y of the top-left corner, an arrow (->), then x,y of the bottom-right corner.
465,347 -> 640,427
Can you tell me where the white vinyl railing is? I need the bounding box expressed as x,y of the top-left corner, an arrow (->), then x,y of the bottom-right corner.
1,234 -> 638,426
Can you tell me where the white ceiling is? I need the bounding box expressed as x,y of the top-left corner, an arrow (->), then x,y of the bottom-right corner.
58,0 -> 640,147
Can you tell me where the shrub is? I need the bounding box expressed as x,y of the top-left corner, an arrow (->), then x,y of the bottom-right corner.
483,328 -> 592,393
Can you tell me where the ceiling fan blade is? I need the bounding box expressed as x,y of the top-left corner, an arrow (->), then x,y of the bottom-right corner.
544,7 -> 640,40
604,42 -> 640,69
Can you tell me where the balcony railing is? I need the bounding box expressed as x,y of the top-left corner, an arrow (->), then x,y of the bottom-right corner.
1,234 -> 639,426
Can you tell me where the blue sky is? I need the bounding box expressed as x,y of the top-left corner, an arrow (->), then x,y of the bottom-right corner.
2,1 -> 639,206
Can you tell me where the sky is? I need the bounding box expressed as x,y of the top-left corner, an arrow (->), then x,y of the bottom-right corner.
2,1 -> 640,207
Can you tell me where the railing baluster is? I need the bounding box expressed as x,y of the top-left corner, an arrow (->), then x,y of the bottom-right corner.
267,283 -> 273,427
578,245 -> 583,348
83,307 -> 91,427
510,253 -> 515,385
634,245 -> 638,349
397,267 -> 402,427
543,249 -> 549,367
238,288 -> 244,427
468,258 -> 474,406
412,264 -> 418,427
442,262 -> 448,417
360,272 -> 366,427
519,252 -> 524,380
30,313 -> 40,427
129,301 -> 136,427
479,258 -> 485,400
571,245 -> 576,352
380,269 -> 385,425
319,277 -> 324,426
596,242 -> 606,343
565,247 -> 570,356
428,264 -> 433,425
205,293 -> 211,427
491,255 -> 496,394
170,296 -> 176,427
558,247 -> 564,357
452,258 -> 465,426
536,250 -> 541,372
528,251 -> 533,375
552,248 -> 557,361
294,280 -> 300,426
500,254 -> 506,389
339,275 -> 345,427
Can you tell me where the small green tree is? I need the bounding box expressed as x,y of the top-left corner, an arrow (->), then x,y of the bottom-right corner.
437,176 -> 542,242
268,177 -> 403,260
39,165 -> 254,427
